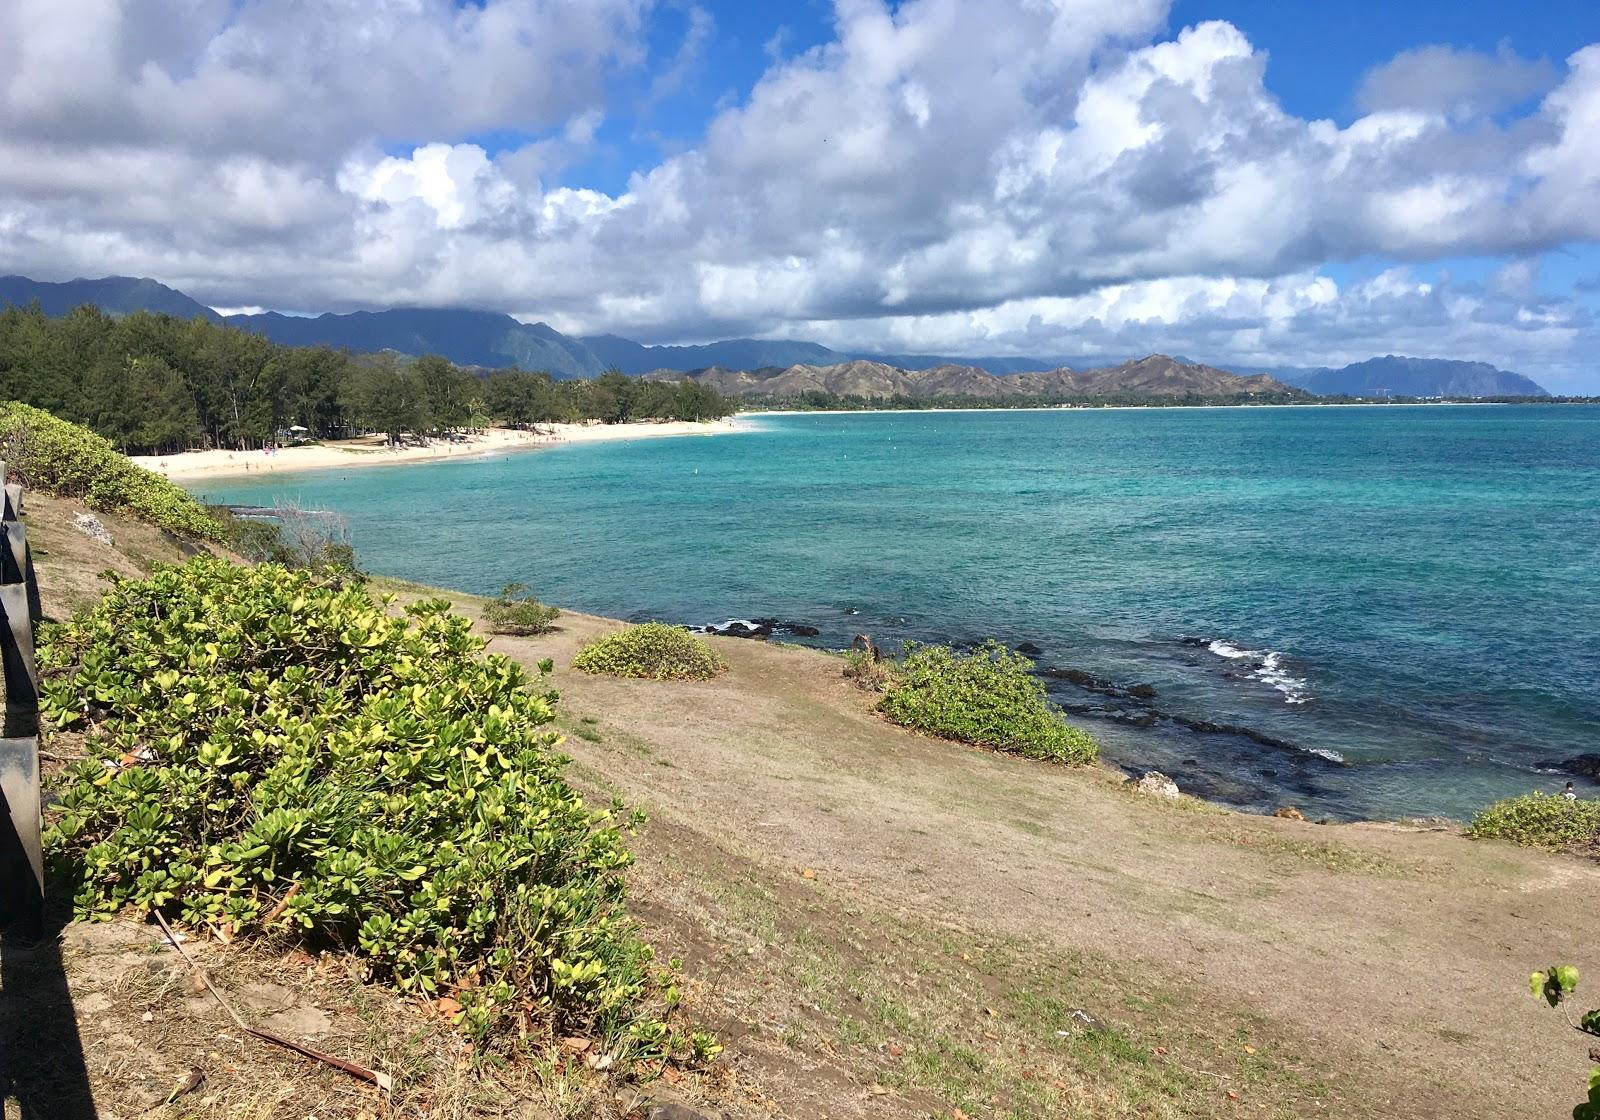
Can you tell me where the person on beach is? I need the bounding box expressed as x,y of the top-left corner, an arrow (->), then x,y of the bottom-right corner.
1564,781 -> 1578,800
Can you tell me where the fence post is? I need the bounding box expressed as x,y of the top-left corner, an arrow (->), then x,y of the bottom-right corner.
0,461 -> 44,937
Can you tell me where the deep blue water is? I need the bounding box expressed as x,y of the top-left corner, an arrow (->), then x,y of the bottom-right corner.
194,405 -> 1600,821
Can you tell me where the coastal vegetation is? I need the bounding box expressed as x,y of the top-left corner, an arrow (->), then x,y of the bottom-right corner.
40,557 -> 694,1059
483,581 -> 562,635
874,640 -> 1099,764
0,400 -> 225,539
0,302 -> 736,454
573,622 -> 728,681
1469,792 -> 1600,851
1527,965 -> 1600,1117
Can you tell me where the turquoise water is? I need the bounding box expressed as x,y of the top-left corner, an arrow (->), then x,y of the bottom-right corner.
195,405 -> 1600,822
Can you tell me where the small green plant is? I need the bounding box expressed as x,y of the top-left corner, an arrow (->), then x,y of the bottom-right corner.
573,623 -> 727,681
842,647 -> 897,692
877,641 -> 1098,764
1526,965 -> 1600,1117
40,556 -> 703,1060
0,402 -> 224,540
483,582 -> 561,636
1469,793 -> 1600,850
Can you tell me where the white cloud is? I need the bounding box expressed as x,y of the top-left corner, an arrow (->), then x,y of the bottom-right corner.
1357,43 -> 1558,119
0,0 -> 1598,385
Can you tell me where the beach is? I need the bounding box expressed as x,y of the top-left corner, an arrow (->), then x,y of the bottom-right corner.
131,418 -> 746,480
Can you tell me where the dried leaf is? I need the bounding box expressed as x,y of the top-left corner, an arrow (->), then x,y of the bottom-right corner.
435,996 -> 461,1017
560,1037 -> 592,1053
887,1042 -> 904,1058
801,868 -> 817,880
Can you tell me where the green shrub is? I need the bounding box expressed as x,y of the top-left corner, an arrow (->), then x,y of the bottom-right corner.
877,641 -> 1098,764
1468,793 -> 1600,849
842,647 -> 897,692
40,557 -> 690,1057
483,582 -> 561,636
573,623 -> 726,681
0,402 -> 224,540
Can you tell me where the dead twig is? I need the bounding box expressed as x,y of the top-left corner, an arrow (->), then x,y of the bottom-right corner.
261,881 -> 301,925
151,910 -> 393,1093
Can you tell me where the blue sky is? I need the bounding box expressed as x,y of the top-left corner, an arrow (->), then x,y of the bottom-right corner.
2,0 -> 1599,389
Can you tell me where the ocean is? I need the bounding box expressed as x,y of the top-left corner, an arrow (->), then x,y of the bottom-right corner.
194,404 -> 1600,822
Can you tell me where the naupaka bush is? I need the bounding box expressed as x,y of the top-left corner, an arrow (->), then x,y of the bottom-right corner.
40,556 -> 692,1057
0,402 -> 224,540
573,622 -> 727,681
877,641 -> 1099,765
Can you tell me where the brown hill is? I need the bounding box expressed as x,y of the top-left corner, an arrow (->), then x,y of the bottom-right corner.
650,353 -> 1302,400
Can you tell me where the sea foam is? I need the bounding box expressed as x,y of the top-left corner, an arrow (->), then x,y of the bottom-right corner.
1207,640 -> 1312,705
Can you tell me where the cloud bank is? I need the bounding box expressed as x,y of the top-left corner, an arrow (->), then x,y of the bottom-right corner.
0,0 -> 1596,388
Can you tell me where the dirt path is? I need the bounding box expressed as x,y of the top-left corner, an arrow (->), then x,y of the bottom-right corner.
465,603 -> 1598,1119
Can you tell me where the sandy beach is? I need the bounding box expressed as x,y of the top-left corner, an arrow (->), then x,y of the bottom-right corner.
131,418 -> 747,480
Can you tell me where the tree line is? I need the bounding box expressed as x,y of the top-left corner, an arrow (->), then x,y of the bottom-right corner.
0,302 -> 736,454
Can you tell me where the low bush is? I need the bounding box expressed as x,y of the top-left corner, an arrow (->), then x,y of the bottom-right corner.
0,402 -> 225,540
211,504 -> 362,580
41,557 -> 693,1058
573,623 -> 727,681
877,641 -> 1098,764
842,646 -> 897,692
484,582 -> 561,636
1468,792 -> 1600,850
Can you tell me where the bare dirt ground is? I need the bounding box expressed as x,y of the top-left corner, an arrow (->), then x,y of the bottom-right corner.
6,498 -> 1595,1119
456,599 -> 1598,1120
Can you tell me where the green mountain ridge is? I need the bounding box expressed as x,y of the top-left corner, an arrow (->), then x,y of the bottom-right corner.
0,274 -> 1553,395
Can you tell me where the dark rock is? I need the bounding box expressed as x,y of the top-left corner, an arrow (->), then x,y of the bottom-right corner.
1548,754 -> 1600,780
1016,641 -> 1044,656
1125,682 -> 1157,700
1181,758 -> 1199,767
787,624 -> 821,637
1273,806 -> 1307,821
1067,1008 -> 1108,1033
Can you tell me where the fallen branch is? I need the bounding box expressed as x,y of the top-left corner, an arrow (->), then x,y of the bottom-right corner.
152,910 -> 393,1093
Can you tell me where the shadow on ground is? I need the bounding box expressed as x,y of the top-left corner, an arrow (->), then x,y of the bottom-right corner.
2,821 -> 95,1120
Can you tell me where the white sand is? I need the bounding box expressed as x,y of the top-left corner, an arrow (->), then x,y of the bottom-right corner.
132,419 -> 747,480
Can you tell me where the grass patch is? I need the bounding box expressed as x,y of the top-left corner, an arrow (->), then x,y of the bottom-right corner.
573,622 -> 727,681
679,866 -> 1334,1119
1206,830 -> 1419,877
1468,792 -> 1600,850
876,641 -> 1098,764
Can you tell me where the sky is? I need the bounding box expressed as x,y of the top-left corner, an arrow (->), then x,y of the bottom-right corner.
1,2 -> 1599,390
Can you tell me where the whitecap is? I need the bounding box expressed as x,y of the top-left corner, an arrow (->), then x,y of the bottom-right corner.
1206,640 -> 1312,704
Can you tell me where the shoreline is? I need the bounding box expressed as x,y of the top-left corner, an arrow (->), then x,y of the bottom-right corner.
753,400 -> 1520,417
133,417 -> 750,480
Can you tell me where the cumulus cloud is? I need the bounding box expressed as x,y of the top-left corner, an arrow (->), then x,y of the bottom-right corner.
1357,44 -> 1558,119
0,0 -> 1598,384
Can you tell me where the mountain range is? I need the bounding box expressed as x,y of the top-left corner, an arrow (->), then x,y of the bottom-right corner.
651,356 -> 1300,400
0,274 -> 1552,397
1270,356 -> 1549,398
